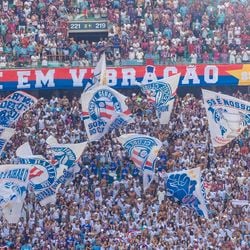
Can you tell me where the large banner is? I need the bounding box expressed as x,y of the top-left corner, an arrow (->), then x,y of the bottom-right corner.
0,64 -> 249,91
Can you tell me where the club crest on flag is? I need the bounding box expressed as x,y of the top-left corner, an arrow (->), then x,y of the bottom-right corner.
139,74 -> 180,125
118,134 -> 162,191
50,147 -> 77,167
202,89 -> 250,147
123,137 -> 158,167
20,157 -> 57,190
81,86 -> 133,141
141,81 -> 173,107
87,89 -> 122,121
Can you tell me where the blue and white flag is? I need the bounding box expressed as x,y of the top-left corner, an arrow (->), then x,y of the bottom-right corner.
140,74 -> 180,124
46,135 -> 87,184
34,164 -> 67,206
0,164 -> 30,223
81,86 -> 133,141
84,53 -> 107,91
118,134 -> 162,191
16,142 -> 63,206
165,167 -> 208,219
202,89 -> 250,147
0,91 -> 37,128
46,136 -> 87,167
0,126 -> 15,157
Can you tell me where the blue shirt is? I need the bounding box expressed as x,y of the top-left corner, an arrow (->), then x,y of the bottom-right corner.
91,163 -> 98,175
21,245 -> 32,250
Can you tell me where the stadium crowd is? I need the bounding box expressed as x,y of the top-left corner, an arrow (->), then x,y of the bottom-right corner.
0,90 -> 249,249
0,0 -> 249,67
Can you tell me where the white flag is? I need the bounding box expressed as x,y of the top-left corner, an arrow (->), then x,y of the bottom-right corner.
46,135 -> 87,166
143,146 -> 160,191
166,167 -> 208,219
84,53 -> 107,91
16,142 -> 61,206
0,164 -> 30,223
0,91 -> 37,127
118,134 -> 162,191
81,86 -> 133,141
0,127 -> 15,156
140,73 -> 180,124
46,135 -> 87,184
202,89 -> 250,147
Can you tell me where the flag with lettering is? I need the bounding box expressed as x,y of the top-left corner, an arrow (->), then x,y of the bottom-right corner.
165,167 -> 208,219
118,134 -> 162,191
80,86 -> 133,141
0,164 -> 30,223
84,53 -> 107,91
0,91 -> 37,128
46,135 -> 87,183
202,89 -> 250,147
140,74 -> 180,124
0,127 -> 15,157
16,142 -> 63,206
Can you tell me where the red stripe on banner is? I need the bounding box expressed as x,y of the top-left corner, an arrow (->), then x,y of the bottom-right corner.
100,112 -> 112,119
0,64 -> 245,82
82,111 -> 89,116
145,160 -> 153,167
123,109 -> 132,115
105,104 -> 115,111
147,96 -> 155,103
29,167 -> 43,180
131,156 -> 143,166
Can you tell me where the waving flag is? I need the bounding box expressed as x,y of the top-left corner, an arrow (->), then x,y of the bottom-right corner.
84,53 -> 107,91
16,142 -> 64,206
80,86 -> 133,141
165,167 -> 208,219
46,136 -> 87,166
0,91 -> 37,128
0,127 -> 15,157
118,134 -> 162,191
0,164 -> 30,223
0,91 -> 37,157
202,89 -> 250,147
46,135 -> 87,182
140,74 -> 180,124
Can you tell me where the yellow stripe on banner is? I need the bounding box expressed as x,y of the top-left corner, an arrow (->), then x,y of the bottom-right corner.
227,64 -> 250,86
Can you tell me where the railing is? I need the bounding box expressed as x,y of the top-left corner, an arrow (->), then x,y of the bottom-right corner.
0,55 -> 248,70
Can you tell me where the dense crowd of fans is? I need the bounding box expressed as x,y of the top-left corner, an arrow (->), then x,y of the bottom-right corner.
0,90 -> 249,249
0,0 -> 249,67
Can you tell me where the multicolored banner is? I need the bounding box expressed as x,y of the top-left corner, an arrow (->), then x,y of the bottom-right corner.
118,134 -> 162,191
0,164 -> 30,223
140,73 -> 180,124
165,167 -> 208,219
202,89 -> 250,147
80,86 -> 133,141
0,91 -> 37,127
0,64 -> 248,91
